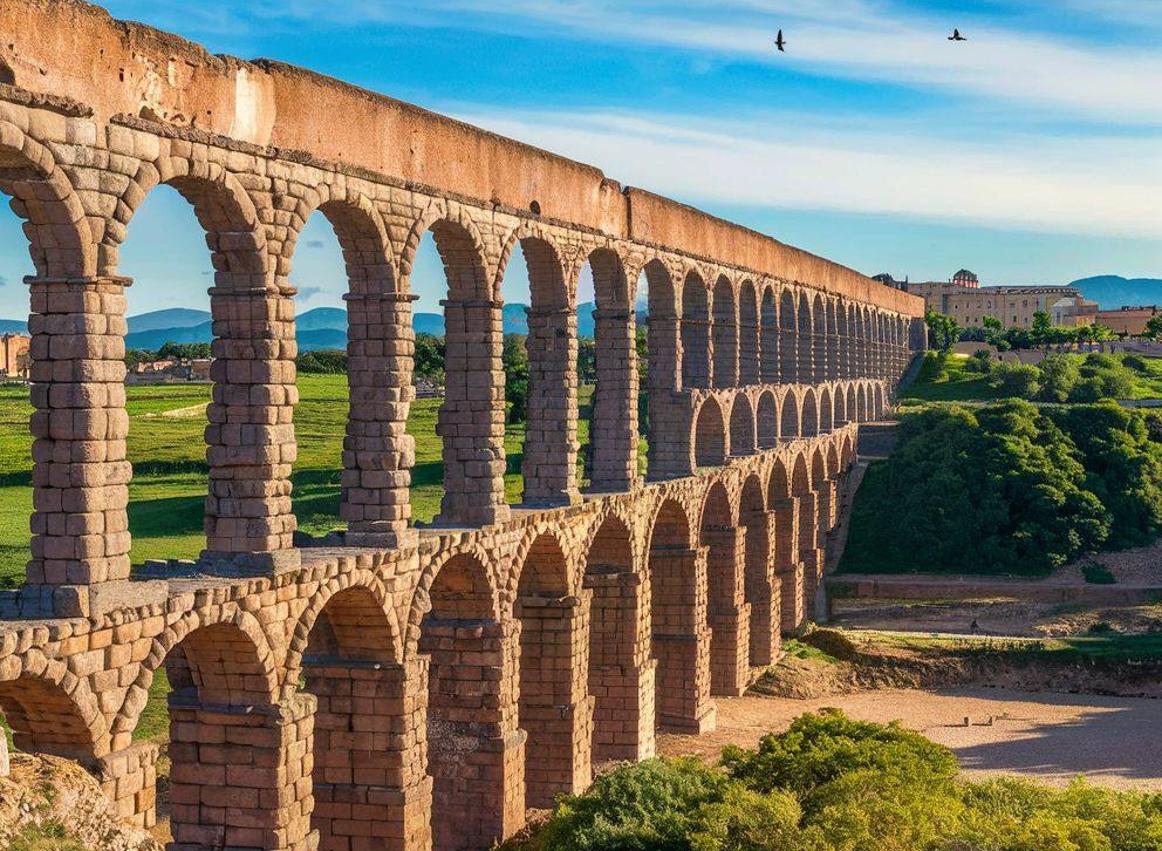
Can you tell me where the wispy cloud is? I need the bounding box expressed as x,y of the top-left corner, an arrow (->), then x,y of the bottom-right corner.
455,106 -> 1161,238
296,285 -> 326,301
0,274 -> 8,288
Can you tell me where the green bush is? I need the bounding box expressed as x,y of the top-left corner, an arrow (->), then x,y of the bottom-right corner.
962,350 -> 993,375
1069,354 -> 1135,402
1081,562 -> 1117,584
989,361 -> 1041,399
521,713 -> 1162,851
1036,354 -> 1080,403
1122,354 -> 1148,372
295,349 -> 348,374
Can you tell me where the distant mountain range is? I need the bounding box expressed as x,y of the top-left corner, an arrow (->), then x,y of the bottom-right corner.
0,302 -> 605,351
1069,276 -> 1162,310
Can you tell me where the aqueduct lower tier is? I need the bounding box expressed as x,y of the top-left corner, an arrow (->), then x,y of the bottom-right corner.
0,2 -> 924,849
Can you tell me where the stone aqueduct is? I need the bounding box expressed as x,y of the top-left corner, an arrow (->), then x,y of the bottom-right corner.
0,2 -> 925,849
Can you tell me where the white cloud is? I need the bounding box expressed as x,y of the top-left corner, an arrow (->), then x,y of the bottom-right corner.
453,106 -> 1162,238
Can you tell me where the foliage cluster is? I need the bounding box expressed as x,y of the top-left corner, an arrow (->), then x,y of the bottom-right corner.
519,711 -> 1162,851
987,352 -> 1138,404
951,308 -> 1115,351
842,399 -> 1162,574
125,341 -> 212,368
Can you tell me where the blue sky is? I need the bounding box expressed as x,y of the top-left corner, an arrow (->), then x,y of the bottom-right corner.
1,0 -> 1160,319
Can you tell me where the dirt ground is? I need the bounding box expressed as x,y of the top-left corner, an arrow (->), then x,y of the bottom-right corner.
658,687 -> 1162,790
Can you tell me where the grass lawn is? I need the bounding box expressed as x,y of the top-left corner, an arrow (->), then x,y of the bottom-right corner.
0,375 -> 634,587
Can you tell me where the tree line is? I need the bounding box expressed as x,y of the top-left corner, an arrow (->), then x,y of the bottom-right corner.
924,309 -> 1122,354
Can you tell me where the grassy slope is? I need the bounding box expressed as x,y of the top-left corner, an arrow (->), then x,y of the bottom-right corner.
0,376 -> 618,586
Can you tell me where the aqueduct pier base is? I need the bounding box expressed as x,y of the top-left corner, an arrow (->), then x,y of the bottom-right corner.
0,2 -> 924,849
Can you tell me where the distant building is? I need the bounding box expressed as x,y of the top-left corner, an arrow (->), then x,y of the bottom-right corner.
1094,306 -> 1160,337
0,333 -> 31,380
890,269 -> 1095,329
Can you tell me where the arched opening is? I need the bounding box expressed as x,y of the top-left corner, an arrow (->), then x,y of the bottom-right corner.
711,275 -> 737,388
729,394 -> 755,456
778,289 -> 796,383
740,475 -> 776,667
836,385 -> 850,426
419,553 -> 514,850
857,384 -> 869,422
515,532 -> 584,807
811,294 -> 827,384
299,586 -> 402,851
756,392 -> 778,449
643,259 -> 676,481
801,388 -> 819,437
694,398 -> 726,467
766,457 -> 799,632
781,392 -> 800,440
0,676 -> 100,765
819,387 -> 833,433
874,383 -> 886,418
760,286 -> 778,384
738,280 -> 759,385
583,248 -> 638,493
701,482 -> 745,695
838,302 -> 851,380
797,292 -> 813,384
648,499 -> 710,732
681,272 -> 710,390
584,513 -> 645,762
410,219 -> 506,527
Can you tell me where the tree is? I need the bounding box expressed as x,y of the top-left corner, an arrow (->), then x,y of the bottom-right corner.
157,341 -> 211,361
989,361 -> 1041,399
502,333 -> 529,424
1030,311 -> 1052,346
576,338 -> 596,385
1144,315 -> 1162,341
1035,354 -> 1080,403
924,310 -> 960,353
413,333 -> 446,382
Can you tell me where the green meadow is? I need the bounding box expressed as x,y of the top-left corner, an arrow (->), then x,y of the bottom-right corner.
0,376 -> 618,587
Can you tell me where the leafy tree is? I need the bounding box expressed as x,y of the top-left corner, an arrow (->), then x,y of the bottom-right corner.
1030,310 -> 1052,346
989,361 -> 1041,399
414,333 -> 446,382
577,338 -> 597,385
924,310 -> 959,353
157,341 -> 212,360
295,349 -> 347,374
124,348 -> 155,370
1144,314 -> 1162,341
637,324 -> 649,437
1036,354 -> 1080,403
503,333 -> 529,423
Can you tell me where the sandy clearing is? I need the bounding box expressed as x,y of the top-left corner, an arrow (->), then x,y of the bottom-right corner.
657,687 -> 1162,790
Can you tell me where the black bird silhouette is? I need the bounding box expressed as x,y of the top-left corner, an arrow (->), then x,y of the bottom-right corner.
775,29 -> 786,52
948,28 -> 967,41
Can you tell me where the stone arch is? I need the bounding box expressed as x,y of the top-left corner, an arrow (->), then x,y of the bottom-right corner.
858,383 -> 869,421
280,188 -> 395,294
760,285 -> 778,383
739,279 -> 759,384
797,290 -> 813,383
818,386 -> 833,433
0,656 -> 107,764
739,474 -> 776,667
711,275 -> 737,388
0,120 -> 95,277
767,456 -> 791,503
812,445 -> 828,485
700,480 -> 740,695
401,201 -> 491,299
836,384 -> 851,426
729,393 -> 756,456
647,498 -> 709,731
756,391 -> 778,449
801,387 -> 819,437
780,391 -> 800,440
642,258 -> 680,480
874,383 -> 886,418
827,442 -> 841,480
694,396 -> 727,467
583,510 -> 645,760
791,452 -> 811,496
681,270 -> 711,389
514,531 -> 584,807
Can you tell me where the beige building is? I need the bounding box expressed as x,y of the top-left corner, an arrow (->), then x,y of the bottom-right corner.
0,333 -> 30,380
1094,306 -> 1160,336
880,270 -> 1096,330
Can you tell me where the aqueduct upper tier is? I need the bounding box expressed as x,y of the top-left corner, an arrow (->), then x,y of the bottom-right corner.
0,2 -> 925,849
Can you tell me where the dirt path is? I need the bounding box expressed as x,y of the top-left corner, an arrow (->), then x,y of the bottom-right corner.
658,688 -> 1162,790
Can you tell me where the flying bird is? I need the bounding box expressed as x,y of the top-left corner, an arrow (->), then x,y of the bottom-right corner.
948,28 -> 967,41
775,29 -> 786,52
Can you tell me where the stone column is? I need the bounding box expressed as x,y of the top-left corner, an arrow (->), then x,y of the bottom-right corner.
437,298 -> 508,527
798,491 -> 823,617
744,511 -> 779,668
648,366 -> 694,481
812,328 -> 829,383
203,283 -> 299,573
341,291 -> 416,548
703,526 -> 750,697
168,692 -> 316,851
25,275 -> 134,615
771,497 -> 804,633
739,311 -> 759,386
584,570 -> 656,763
797,326 -> 814,384
647,312 -> 682,482
517,594 -> 594,807
419,617 -> 525,850
97,741 -> 159,829
305,658 -> 431,851
650,546 -> 716,733
589,307 -> 639,492
522,306 -> 580,506
778,326 -> 797,384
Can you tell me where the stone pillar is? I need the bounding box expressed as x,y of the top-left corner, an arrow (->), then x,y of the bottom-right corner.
97,741 -> 159,829
771,498 -> 804,633
682,317 -> 712,390
522,306 -> 580,506
419,617 -> 524,850
812,329 -> 829,383
703,526 -> 750,697
797,327 -> 814,384
744,511 -> 779,668
437,298 -> 509,527
589,307 -> 639,492
26,275 -> 133,612
168,692 -> 316,851
304,658 -> 432,851
647,314 -> 681,481
203,283 -> 299,573
798,491 -> 822,617
739,311 -> 759,386
517,594 -> 594,807
651,546 -> 716,734
647,389 -> 694,481
584,570 -> 656,763
778,327 -> 797,384
341,291 -> 416,547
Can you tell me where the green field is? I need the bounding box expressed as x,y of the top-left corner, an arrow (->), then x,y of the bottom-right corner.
0,376 -> 622,587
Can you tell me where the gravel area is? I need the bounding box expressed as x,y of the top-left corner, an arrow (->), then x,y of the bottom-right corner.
658,687 -> 1162,790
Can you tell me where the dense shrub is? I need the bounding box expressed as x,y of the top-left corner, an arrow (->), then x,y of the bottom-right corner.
296,349 -> 347,374
1035,353 -> 1080,402
962,349 -> 993,375
1070,353 -> 1135,402
989,361 -> 1040,399
519,712 -> 1162,851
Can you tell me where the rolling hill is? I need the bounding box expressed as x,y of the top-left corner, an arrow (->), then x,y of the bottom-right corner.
1070,276 -> 1162,310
